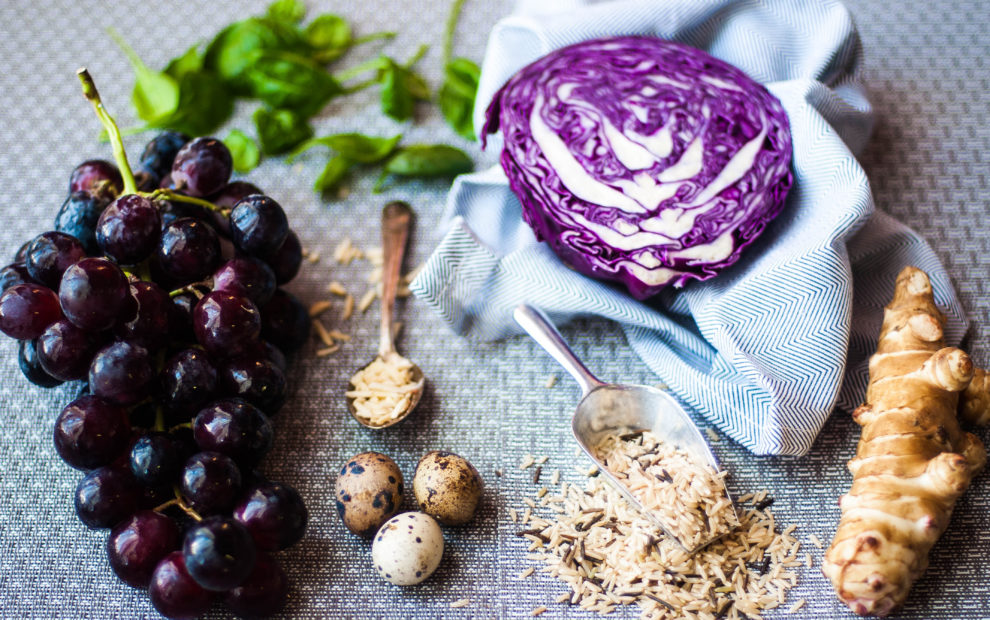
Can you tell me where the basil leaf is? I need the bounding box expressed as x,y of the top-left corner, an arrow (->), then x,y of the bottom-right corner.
267,0 -> 306,23
324,133 -> 402,163
314,155 -> 354,193
305,14 -> 352,64
204,17 -> 308,91
379,59 -> 415,122
164,45 -> 204,80
439,57 -> 480,140
225,129 -> 261,173
157,70 -> 235,136
109,29 -> 180,125
288,132 -> 401,164
244,50 -> 343,117
376,144 -> 473,191
254,107 -> 314,155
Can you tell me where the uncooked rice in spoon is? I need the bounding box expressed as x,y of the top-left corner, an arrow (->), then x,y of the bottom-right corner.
346,352 -> 422,426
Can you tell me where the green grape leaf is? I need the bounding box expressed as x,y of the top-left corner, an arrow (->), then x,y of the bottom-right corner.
244,49 -> 343,117
267,0 -> 306,23
254,107 -> 314,155
225,129 -> 261,173
439,57 -> 480,140
314,155 -> 355,193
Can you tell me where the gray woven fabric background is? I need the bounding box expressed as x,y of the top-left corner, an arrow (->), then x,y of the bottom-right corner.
0,0 -> 987,618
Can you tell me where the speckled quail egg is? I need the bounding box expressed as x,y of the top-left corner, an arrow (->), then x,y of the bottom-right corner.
371,511 -> 444,586
412,450 -> 483,526
334,451 -> 404,537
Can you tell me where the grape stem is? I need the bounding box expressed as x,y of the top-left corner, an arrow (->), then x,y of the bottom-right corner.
76,68 -> 138,195
146,189 -> 227,214
170,486 -> 204,522
168,281 -> 210,299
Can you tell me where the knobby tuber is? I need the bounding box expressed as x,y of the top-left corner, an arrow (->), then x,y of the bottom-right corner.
823,266 -> 989,616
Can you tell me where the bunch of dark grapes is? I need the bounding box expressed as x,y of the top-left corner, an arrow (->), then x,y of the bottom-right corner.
1,128 -> 311,619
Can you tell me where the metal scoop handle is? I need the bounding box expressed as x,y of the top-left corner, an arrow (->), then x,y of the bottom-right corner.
513,305 -> 604,395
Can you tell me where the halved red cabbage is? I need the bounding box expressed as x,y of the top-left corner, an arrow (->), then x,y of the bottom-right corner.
483,36 -> 793,298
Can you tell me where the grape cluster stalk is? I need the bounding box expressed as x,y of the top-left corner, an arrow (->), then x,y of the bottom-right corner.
0,69 -> 312,619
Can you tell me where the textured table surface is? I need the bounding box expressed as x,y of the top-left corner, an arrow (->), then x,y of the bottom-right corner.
0,0 -> 988,618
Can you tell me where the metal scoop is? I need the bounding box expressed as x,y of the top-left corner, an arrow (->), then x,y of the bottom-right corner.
513,304 -> 736,554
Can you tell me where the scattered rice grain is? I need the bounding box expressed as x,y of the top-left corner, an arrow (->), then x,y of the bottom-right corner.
530,606 -> 547,617
551,470 -> 561,485
316,345 -> 340,357
341,294 -> 355,321
450,598 -> 470,608
520,455 -> 535,470
787,599 -> 806,613
544,375 -> 558,389
358,288 -> 378,313
518,567 -> 535,579
313,320 -> 335,347
809,534 -> 823,549
309,300 -> 333,317
328,281 -> 347,296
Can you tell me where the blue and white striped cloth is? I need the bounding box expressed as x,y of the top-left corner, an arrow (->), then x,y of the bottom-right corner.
409,0 -> 966,455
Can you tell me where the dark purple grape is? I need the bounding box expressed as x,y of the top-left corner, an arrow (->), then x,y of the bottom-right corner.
74,465 -> 140,528
210,181 -> 263,209
59,257 -> 129,332
142,131 -> 192,179
157,197 -> 211,232
193,291 -> 261,359
108,510 -> 182,589
262,341 -> 287,373
168,291 -> 197,341
53,395 -> 131,470
260,289 -> 310,353
0,283 -> 62,339
262,230 -> 302,285
54,191 -> 114,255
161,348 -> 218,419
96,194 -> 162,264
222,552 -> 288,617
149,551 -> 215,619
130,432 -> 183,486
69,160 -> 122,195
181,451 -> 242,515
24,232 -> 87,289
193,399 -> 273,467
229,195 -> 288,256
114,281 -> 171,351
233,481 -> 308,551
37,318 -> 103,381
183,516 -> 256,592
212,257 -> 276,306
1,263 -> 34,292
218,356 -> 286,415
170,426 -> 199,462
13,241 -> 31,263
89,341 -> 154,406
158,218 -> 221,284
17,338 -> 63,387
208,181 -> 263,237
133,167 -> 161,192
171,137 -> 233,197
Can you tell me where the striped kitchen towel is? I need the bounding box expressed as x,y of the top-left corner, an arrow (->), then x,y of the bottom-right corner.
409,0 -> 966,455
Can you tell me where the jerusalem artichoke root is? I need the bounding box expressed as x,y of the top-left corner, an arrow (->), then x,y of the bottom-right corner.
823,266 -> 988,616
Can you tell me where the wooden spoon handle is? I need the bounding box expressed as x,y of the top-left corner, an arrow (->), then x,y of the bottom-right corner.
378,201 -> 413,356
